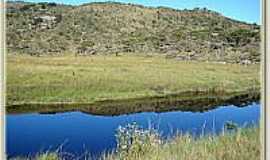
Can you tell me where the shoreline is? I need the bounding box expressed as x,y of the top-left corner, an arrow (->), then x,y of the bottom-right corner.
10,126 -> 260,160
7,55 -> 260,116
7,89 -> 260,116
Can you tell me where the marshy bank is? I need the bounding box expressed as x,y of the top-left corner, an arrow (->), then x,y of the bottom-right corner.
105,125 -> 260,160
7,55 -> 260,113
10,125 -> 260,160
7,89 -> 260,115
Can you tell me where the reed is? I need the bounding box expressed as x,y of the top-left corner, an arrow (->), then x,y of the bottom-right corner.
104,124 -> 260,160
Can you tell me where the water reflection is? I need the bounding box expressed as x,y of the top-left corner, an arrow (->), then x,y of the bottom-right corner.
7,102 -> 260,158
8,91 -> 260,116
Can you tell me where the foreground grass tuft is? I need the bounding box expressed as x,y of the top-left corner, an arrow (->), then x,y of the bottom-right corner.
35,153 -> 59,160
104,124 -> 260,160
11,153 -> 59,160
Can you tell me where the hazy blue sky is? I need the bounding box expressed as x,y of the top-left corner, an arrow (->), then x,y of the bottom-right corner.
17,0 -> 261,24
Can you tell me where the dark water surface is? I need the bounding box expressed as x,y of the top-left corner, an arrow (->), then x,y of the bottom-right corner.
7,102 -> 260,158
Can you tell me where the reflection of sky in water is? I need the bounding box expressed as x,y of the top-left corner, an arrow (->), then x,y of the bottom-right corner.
7,102 -> 260,158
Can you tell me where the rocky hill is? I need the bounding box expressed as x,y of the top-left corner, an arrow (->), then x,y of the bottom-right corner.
6,1 -> 260,63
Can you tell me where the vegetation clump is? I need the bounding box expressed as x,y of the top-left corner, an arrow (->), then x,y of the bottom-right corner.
115,122 -> 160,159
106,124 -> 260,160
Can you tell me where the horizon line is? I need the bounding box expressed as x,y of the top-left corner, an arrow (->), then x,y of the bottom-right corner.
7,0 -> 261,24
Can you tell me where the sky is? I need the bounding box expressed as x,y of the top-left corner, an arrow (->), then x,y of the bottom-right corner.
14,0 -> 261,24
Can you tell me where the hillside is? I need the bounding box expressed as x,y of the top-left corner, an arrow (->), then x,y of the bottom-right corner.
6,1 -> 260,63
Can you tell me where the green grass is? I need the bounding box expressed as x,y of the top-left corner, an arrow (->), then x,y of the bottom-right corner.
7,54 -> 260,105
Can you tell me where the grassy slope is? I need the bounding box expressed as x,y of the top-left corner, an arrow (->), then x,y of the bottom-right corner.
6,2 -> 260,63
7,54 -> 260,105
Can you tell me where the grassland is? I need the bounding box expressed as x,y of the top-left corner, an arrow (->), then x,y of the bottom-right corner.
7,54 -> 260,106
12,127 -> 260,160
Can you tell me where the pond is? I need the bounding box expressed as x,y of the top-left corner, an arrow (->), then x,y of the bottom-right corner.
6,102 -> 260,159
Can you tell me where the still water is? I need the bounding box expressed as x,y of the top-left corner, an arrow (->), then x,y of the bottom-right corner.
7,102 -> 260,158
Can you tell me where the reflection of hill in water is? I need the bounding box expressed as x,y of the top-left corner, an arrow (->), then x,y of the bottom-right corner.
7,90 -> 260,116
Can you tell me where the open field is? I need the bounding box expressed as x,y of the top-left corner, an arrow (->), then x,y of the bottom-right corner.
12,126 -> 260,160
7,54 -> 260,106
